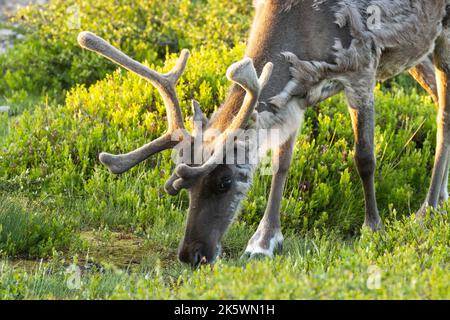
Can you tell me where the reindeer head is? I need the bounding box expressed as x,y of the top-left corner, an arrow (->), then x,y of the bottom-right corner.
78,32 -> 273,266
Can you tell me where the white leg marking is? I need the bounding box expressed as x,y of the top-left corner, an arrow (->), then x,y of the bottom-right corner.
244,229 -> 284,259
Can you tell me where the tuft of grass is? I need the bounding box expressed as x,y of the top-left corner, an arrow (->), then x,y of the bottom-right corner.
0,193 -> 82,258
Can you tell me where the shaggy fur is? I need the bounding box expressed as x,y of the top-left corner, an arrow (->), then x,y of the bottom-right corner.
268,1 -> 446,111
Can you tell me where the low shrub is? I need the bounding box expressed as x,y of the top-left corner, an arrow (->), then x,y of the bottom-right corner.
0,47 -> 437,235
0,0 -> 252,113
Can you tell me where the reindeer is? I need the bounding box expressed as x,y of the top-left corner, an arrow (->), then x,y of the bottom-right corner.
78,0 -> 449,266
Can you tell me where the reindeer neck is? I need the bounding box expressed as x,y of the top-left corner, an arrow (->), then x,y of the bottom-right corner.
209,0 -> 349,134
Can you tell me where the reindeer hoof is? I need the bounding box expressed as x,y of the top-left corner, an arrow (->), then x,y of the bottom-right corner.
416,203 -> 430,220
242,229 -> 284,260
416,203 -> 445,220
363,219 -> 383,232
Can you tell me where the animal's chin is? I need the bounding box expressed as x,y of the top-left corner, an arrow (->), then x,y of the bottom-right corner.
205,244 -> 222,265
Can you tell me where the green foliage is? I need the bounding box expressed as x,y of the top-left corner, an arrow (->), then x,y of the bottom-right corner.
0,193 -> 81,257
0,112 -> 8,143
0,0 -> 448,300
0,44 -> 439,235
0,44 -> 245,231
0,214 -> 448,299
0,0 -> 252,113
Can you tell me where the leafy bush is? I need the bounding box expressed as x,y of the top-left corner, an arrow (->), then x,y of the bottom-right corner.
0,0 -> 252,113
0,44 -> 437,235
0,0 -> 441,237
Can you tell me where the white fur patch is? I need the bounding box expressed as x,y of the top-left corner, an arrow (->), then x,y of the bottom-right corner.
258,97 -> 306,154
244,230 -> 284,258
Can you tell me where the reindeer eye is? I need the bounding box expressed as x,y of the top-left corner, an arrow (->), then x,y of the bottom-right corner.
217,177 -> 233,193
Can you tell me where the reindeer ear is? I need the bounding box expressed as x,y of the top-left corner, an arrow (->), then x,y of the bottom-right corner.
191,100 -> 208,136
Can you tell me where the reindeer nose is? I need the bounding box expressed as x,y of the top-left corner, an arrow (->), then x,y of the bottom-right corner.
178,245 -> 208,266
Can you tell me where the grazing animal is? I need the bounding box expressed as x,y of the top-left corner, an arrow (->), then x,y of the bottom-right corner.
78,0 -> 449,266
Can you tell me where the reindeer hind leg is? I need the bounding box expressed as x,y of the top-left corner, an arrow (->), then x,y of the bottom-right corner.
409,56 -> 450,204
419,30 -> 450,215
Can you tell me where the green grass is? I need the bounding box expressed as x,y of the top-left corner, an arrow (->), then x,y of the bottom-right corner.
0,112 -> 8,143
0,193 -> 83,258
0,0 -> 448,300
0,212 -> 448,299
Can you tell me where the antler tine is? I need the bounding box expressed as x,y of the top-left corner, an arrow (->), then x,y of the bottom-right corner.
225,58 -> 273,132
78,31 -> 191,174
98,135 -> 178,175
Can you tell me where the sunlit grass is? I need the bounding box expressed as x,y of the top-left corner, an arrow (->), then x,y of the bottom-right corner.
0,210 -> 448,299
0,0 -> 448,300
